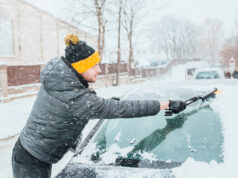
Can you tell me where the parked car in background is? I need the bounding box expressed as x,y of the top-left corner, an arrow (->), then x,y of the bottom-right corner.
232,70 -> 238,79
56,81 -> 225,178
193,68 -> 225,80
232,66 -> 238,79
185,61 -> 209,79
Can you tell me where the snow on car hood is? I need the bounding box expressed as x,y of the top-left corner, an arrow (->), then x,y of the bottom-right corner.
172,84 -> 238,178
56,162 -> 175,178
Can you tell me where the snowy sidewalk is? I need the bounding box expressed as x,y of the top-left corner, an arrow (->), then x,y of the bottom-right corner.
0,96 -> 36,140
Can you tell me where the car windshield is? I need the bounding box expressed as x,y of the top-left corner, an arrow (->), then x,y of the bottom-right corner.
196,71 -> 220,79
85,89 -> 224,168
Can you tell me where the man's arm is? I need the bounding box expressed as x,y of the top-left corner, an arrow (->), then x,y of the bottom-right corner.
69,89 -> 185,119
69,89 -> 162,119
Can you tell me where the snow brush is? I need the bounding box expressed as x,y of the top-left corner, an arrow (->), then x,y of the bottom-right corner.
165,88 -> 222,116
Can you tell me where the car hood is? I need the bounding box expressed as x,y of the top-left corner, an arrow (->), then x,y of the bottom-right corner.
56,162 -> 175,178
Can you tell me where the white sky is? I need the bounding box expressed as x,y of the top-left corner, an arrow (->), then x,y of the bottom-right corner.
23,0 -> 238,61
25,0 -> 238,35
157,0 -> 238,35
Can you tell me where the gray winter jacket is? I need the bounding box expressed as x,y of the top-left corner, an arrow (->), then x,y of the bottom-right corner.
20,57 -> 160,164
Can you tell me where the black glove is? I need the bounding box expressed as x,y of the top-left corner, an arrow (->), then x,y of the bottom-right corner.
169,100 -> 186,114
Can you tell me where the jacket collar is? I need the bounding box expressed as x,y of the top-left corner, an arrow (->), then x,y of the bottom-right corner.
61,57 -> 89,88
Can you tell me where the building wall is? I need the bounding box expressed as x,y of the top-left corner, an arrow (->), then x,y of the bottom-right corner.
0,0 -> 97,98
0,0 -> 19,64
41,13 -> 58,61
0,0 -> 97,66
18,1 -> 42,64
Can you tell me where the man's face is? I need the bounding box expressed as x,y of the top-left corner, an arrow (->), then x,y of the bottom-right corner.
81,63 -> 101,83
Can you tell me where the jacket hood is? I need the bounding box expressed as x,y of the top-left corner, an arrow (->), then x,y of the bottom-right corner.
40,57 -> 88,91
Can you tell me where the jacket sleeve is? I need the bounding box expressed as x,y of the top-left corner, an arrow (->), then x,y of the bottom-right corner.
69,88 -> 160,119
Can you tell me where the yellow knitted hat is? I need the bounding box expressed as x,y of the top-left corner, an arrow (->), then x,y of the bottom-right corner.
64,33 -> 100,74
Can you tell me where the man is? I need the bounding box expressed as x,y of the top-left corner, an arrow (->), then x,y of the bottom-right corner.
12,34 -> 186,177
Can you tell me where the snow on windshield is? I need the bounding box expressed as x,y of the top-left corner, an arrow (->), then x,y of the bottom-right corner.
172,84 -> 238,178
73,84 -> 238,178
73,65 -> 238,178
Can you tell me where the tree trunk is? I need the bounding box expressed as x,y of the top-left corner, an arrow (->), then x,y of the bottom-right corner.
101,22 -> 106,58
94,0 -> 103,56
94,0 -> 108,82
127,20 -> 134,76
97,12 -> 102,56
116,0 -> 122,86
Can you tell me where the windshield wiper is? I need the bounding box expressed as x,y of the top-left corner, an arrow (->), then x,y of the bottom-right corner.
115,157 -> 140,167
115,157 -> 182,169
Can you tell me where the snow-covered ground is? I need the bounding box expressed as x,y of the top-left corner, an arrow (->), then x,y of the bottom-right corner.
1,65 -> 238,177
0,74 -> 156,177
0,81 -> 141,177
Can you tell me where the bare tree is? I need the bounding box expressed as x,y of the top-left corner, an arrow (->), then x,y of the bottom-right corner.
115,0 -> 122,86
221,39 -> 236,66
197,19 -> 224,64
153,16 -> 198,60
65,0 -> 97,31
121,0 -> 144,75
94,0 -> 107,57
220,34 -> 238,67
220,16 -> 238,69
65,0 -> 108,59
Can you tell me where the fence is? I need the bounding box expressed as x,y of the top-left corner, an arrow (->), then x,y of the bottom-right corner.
0,59 -> 179,102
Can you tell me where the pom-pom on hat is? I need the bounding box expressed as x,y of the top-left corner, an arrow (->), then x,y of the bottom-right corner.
64,33 -> 101,74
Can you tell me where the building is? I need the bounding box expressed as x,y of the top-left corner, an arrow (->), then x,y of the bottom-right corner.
0,0 -> 167,102
0,0 -> 96,101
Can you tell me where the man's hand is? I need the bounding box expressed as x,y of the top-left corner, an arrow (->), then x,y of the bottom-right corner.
169,100 -> 186,114
159,101 -> 170,110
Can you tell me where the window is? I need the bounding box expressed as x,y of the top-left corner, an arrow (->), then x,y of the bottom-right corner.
0,17 -> 14,56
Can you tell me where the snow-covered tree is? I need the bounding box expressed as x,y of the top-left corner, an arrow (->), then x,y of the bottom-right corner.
152,15 -> 198,60
196,19 -> 224,65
